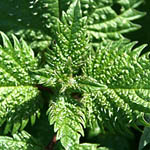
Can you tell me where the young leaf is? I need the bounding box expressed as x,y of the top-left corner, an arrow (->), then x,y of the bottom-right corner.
47,0 -> 88,71
0,32 -> 42,134
36,0 -> 89,87
0,131 -> 44,150
78,40 -> 150,132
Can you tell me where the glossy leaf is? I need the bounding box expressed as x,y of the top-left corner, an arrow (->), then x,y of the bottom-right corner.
48,95 -> 87,149
81,0 -> 145,42
36,0 -> 89,88
79,40 -> 150,132
0,32 -> 42,134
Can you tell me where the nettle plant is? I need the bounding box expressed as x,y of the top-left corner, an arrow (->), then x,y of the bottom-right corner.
0,0 -> 150,150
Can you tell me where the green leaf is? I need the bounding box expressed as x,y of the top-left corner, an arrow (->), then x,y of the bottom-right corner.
47,95 -> 87,149
0,32 -> 42,134
0,0 -> 144,50
0,131 -> 44,150
81,0 -> 145,42
71,143 -> 99,150
46,0 -> 88,71
37,0 -> 89,87
80,40 -> 150,132
31,65 -> 56,87
0,0 -> 59,50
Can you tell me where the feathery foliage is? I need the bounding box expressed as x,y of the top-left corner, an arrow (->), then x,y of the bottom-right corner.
0,0 -> 150,150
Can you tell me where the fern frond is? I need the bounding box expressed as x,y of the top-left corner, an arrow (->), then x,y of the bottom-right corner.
47,95 -> 87,149
81,0 -> 145,42
78,40 -> 150,132
0,131 -> 44,150
0,32 -> 42,134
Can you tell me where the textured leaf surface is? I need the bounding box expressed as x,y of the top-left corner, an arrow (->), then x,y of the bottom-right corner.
46,0 -> 88,71
81,0 -> 145,42
48,95 -> 86,149
36,0 -> 88,88
0,0 -> 144,50
79,40 -> 150,131
0,33 -> 42,133
0,131 -> 44,150
0,0 -> 59,50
